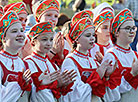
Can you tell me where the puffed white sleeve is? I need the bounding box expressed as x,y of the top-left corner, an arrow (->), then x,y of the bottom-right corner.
60,58 -> 92,102
0,67 -> 23,102
26,60 -> 56,102
1,82 -> 23,102
102,53 -> 121,102
103,53 -> 132,94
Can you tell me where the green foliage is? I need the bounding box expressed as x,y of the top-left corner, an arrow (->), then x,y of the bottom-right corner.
8,0 -> 22,4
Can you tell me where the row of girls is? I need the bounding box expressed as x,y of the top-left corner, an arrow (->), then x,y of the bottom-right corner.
0,0 -> 138,102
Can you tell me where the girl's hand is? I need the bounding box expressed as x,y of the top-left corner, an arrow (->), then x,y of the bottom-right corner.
57,69 -> 77,87
57,34 -> 64,59
95,51 -> 103,64
97,60 -> 112,78
131,59 -> 138,76
105,60 -> 117,78
39,70 -> 60,85
22,69 -> 31,84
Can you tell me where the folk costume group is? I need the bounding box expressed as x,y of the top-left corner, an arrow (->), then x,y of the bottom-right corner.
0,0 -> 138,102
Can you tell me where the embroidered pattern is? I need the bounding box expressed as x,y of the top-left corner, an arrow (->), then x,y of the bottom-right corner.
0,11 -> 19,39
0,52 -> 18,59
114,45 -> 131,53
72,10 -> 93,25
36,0 -> 59,19
94,11 -> 113,27
70,18 -> 93,41
29,22 -> 53,39
7,2 -> 26,14
32,54 -> 47,62
111,9 -> 133,35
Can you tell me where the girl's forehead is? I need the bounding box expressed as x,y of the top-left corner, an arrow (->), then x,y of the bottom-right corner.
38,33 -> 54,37
120,20 -> 134,27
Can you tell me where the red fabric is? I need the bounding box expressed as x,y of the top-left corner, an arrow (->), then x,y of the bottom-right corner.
86,71 -> 106,97
4,3 -> 15,13
109,51 -> 138,89
17,72 -> 32,91
51,49 -> 69,67
60,82 -> 74,96
104,68 -> 122,90
51,87 -> 61,99
31,72 -> 42,92
124,70 -> 138,89
68,56 -> 106,97
31,72 -> 62,99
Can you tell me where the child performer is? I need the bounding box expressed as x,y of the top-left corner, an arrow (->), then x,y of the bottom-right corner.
61,18 -> 113,102
24,21 -> 76,102
103,8 -> 138,102
0,11 -> 32,102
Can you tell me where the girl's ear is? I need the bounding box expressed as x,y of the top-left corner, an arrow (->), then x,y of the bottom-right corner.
31,40 -> 35,46
2,37 -> 6,43
115,32 -> 119,37
76,40 -> 79,44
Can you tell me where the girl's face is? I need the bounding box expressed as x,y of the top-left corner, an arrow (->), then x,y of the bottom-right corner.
4,22 -> 25,50
78,28 -> 95,51
117,20 -> 137,44
96,20 -> 110,43
33,33 -> 54,55
18,13 -> 27,31
40,10 -> 59,28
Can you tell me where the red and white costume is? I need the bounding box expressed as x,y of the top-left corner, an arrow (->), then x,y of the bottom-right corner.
25,52 -> 73,102
61,50 -> 105,102
89,42 -> 113,58
102,45 -> 138,101
0,50 -> 31,102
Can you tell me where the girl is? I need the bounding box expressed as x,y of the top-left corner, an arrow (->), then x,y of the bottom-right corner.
0,11 -> 32,102
6,2 -> 32,59
89,12 -> 114,63
103,8 -> 138,102
61,18 -> 113,102
88,2 -> 114,63
33,0 -> 70,67
24,21 -> 76,102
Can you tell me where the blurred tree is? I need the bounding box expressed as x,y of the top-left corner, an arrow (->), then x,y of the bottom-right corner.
9,0 -> 22,4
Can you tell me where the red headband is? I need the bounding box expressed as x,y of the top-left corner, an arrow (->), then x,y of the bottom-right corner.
6,2 -> 27,15
0,11 -> 20,39
93,11 -> 114,30
69,18 -> 94,43
71,10 -> 93,25
111,8 -> 133,35
28,22 -> 54,40
35,0 -> 60,22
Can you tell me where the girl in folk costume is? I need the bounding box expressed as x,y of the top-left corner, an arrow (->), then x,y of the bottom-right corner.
71,8 -> 121,102
103,8 -> 138,102
6,2 -> 33,59
24,22 -> 76,102
88,2 -> 114,63
64,9 -> 94,53
61,18 -> 114,102
0,11 -> 32,102
30,0 -> 66,67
